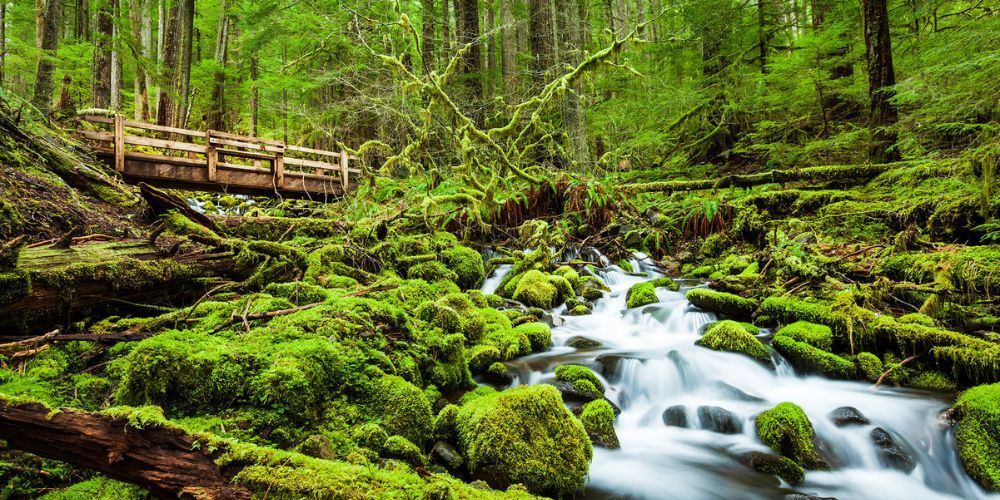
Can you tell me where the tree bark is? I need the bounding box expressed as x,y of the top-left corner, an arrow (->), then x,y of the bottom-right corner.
442,0 -> 452,56
110,0 -> 122,112
500,0 -> 517,98
556,0 -> 588,167
860,0 -> 900,163
422,0 -> 435,74
249,55 -> 259,136
156,5 -> 179,125
0,2 -> 6,87
32,0 -> 62,111
485,0 -> 496,94
175,0 -> 195,127
0,401 -> 252,499
128,0 -> 152,120
75,0 -> 90,40
92,0 -> 113,109
458,0 -> 482,93
528,0 -> 556,80
207,0 -> 230,131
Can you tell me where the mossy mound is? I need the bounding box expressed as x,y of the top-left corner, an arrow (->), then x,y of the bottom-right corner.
696,320 -> 771,366
755,402 -> 827,470
686,288 -> 756,319
775,321 -> 833,351
455,385 -> 592,496
953,383 -> 1000,491
855,352 -> 884,382
772,335 -> 854,379
580,399 -> 620,449
554,364 -> 605,393
740,451 -> 805,485
511,270 -> 559,309
626,282 -> 659,308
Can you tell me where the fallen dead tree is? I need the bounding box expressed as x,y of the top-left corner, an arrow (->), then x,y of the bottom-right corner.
0,400 -> 251,499
622,161 -> 925,194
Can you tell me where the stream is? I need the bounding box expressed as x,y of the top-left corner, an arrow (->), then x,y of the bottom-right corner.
484,251 -> 995,500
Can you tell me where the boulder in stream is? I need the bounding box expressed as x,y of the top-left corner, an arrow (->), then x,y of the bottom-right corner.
739,450 -> 805,484
580,399 -> 621,449
697,405 -> 743,434
685,288 -> 757,320
566,336 -> 602,349
870,427 -> 916,472
662,405 -> 688,427
755,402 -> 829,470
828,406 -> 870,427
695,320 -> 773,367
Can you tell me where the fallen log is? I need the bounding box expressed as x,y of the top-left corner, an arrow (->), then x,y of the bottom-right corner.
623,161 -> 923,194
0,400 -> 251,499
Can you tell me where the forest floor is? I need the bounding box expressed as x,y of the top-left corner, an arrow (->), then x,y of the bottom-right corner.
1,98 -> 999,498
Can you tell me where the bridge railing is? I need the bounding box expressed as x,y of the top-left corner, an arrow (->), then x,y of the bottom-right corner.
77,115 -> 360,192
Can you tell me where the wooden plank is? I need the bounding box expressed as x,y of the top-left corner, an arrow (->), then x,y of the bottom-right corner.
208,136 -> 284,152
207,129 -> 283,147
77,130 -> 114,142
206,131 -> 218,182
122,151 -> 206,167
285,144 -> 342,158
123,135 -> 207,155
283,157 -> 339,171
340,151 -> 350,191
214,148 -> 276,161
121,119 -> 205,139
114,114 -> 125,173
274,155 -> 285,189
81,115 -> 114,125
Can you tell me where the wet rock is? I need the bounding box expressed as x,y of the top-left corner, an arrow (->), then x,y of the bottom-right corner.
566,336 -> 602,349
828,406 -> 870,427
550,380 -> 600,403
785,495 -> 837,500
595,353 -> 626,378
870,427 -> 916,472
713,381 -> 765,403
739,451 -> 805,484
662,405 -> 688,427
431,441 -> 464,470
296,434 -> 335,460
697,406 -> 743,434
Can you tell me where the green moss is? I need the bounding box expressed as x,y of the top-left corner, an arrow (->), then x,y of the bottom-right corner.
686,288 -> 756,319
364,374 -> 433,446
696,320 -> 770,365
617,259 -> 635,273
580,399 -> 620,449
898,313 -> 936,326
407,260 -> 458,283
909,371 -> 957,392
625,282 -> 659,308
352,423 -> 390,452
554,364 -> 604,393
758,296 -> 850,333
855,352 -> 884,382
755,402 -> 826,469
776,321 -> 833,351
651,276 -> 680,291
0,270 -> 31,305
441,245 -> 485,290
954,383 -> 1000,491
742,452 -> 805,485
455,385 -> 592,496
772,335 -> 854,379
511,270 -> 559,309
383,435 -> 427,466
433,404 -> 459,442
40,477 -> 146,499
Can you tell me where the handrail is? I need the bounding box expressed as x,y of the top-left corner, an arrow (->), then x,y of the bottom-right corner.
77,114 -> 355,193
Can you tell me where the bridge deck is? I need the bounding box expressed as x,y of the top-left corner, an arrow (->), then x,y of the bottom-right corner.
77,115 -> 359,199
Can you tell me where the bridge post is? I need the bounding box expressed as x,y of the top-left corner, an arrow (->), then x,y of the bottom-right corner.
113,114 -> 124,173
340,151 -> 349,192
274,153 -> 285,190
206,131 -> 218,182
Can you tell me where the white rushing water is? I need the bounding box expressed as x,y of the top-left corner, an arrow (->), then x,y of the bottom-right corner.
487,252 -> 995,500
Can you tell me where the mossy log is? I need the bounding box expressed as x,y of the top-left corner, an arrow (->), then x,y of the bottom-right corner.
624,161 -> 919,194
0,400 -> 252,498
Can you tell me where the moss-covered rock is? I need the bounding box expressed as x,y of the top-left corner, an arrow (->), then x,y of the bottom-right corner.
755,402 -> 827,470
855,352 -> 884,382
695,320 -> 771,366
909,371 -> 957,392
512,322 -> 552,352
772,335 -> 854,379
554,364 -> 604,393
739,451 -> 805,484
954,383 -> 1000,491
625,282 -> 659,308
383,435 -> 427,466
686,288 -> 756,319
441,245 -> 485,290
775,321 -> 833,351
511,270 -> 559,309
364,374 -> 433,446
455,385 -> 592,496
580,399 -> 620,449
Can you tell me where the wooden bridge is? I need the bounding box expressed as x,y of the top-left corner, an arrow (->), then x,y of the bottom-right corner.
76,115 -> 359,199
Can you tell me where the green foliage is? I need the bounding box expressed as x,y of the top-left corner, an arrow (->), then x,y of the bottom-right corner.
455,385 -> 592,496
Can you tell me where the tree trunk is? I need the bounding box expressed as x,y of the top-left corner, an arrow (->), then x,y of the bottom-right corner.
110,0 -> 122,112
458,0 -> 481,92
75,0 -> 89,40
32,0 -> 62,111
485,1 -> 496,95
0,401 -> 252,498
128,0 -> 151,120
207,0 -> 230,131
92,0 -> 113,109
757,0 -> 769,74
175,0 -> 195,128
442,0 -> 452,57
422,0 -> 435,74
249,55 -> 259,136
156,5 -> 179,125
500,0 -> 517,98
860,0 -> 900,163
0,2 -> 6,87
557,0 -> 588,167
528,0 -> 556,80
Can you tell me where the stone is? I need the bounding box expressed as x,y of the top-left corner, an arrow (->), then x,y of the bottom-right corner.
697,405 -> 743,434
662,405 -> 688,427
566,336 -> 602,349
829,406 -> 870,427
870,427 -> 916,472
431,441 -> 464,470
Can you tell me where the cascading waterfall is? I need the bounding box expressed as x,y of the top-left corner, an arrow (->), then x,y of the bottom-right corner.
487,250 -> 995,500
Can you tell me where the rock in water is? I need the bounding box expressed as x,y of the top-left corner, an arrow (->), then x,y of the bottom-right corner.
566,336 -> 602,349
739,451 -> 805,484
662,405 -> 688,427
697,406 -> 743,434
829,406 -> 870,427
870,427 -> 916,472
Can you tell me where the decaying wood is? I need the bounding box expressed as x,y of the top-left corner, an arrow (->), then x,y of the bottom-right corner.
140,183 -> 220,233
0,400 -> 252,499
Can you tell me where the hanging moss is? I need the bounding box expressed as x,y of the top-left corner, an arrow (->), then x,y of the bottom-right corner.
953,383 -> 1000,491
755,402 -> 827,470
455,385 -> 592,496
686,288 -> 756,319
696,320 -> 771,366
